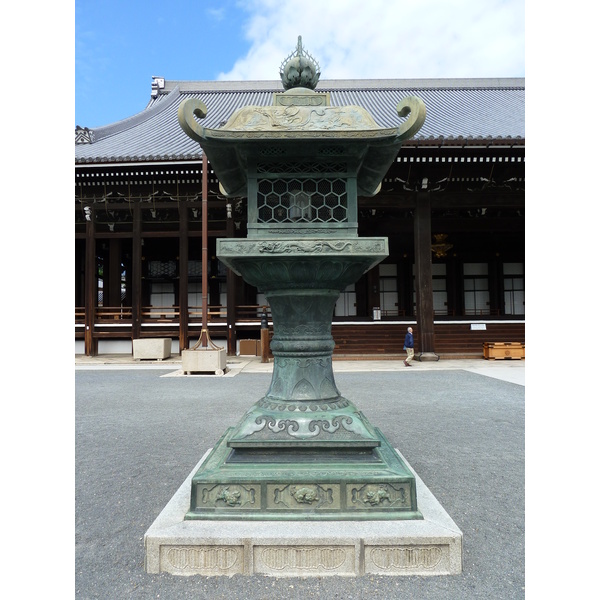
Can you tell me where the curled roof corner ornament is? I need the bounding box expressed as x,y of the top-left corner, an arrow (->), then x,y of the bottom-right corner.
396,96 -> 427,141
177,98 -> 208,143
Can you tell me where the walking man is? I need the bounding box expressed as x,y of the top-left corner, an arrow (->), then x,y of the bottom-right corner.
404,327 -> 414,367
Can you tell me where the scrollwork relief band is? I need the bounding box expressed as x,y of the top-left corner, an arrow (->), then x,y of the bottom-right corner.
165,546 -> 240,571
217,238 -> 387,256
369,546 -> 443,570
261,547 -> 347,570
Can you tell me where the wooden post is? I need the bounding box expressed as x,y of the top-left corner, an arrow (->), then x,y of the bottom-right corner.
201,153 -> 209,347
367,268 -> 380,319
84,207 -> 96,356
260,307 -> 269,363
414,189 -> 438,360
179,201 -> 189,353
132,202 -> 142,344
226,201 -> 237,355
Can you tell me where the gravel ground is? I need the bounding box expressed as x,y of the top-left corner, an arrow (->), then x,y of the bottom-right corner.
75,367 -> 525,599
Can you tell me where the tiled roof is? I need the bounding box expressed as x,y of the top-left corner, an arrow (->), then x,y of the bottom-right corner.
75,78 -> 525,164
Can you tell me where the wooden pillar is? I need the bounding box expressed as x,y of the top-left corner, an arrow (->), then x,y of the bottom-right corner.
367,268 -> 380,318
414,191 -> 438,360
225,201 -> 237,355
84,207 -> 96,356
132,203 -> 142,344
179,202 -> 189,353
108,238 -> 121,307
200,154 -> 209,348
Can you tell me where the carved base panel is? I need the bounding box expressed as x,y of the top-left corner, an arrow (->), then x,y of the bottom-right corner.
185,427 -> 421,521
145,449 -> 462,576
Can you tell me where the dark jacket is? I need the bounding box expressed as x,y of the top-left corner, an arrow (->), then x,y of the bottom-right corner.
404,331 -> 414,349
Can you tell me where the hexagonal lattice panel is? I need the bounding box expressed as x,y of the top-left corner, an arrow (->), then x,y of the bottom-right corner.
257,177 -> 347,223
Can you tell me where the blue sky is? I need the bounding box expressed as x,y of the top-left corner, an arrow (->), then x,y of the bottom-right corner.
76,0 -> 525,128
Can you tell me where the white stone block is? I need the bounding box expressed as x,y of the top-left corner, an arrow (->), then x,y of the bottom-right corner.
133,338 -> 171,360
181,348 -> 227,375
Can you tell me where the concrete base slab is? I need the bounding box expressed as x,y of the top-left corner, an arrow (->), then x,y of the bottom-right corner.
145,450 -> 462,577
133,338 -> 171,360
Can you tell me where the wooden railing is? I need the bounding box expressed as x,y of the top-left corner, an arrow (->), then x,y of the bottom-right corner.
380,309 -> 407,318
464,308 -> 501,316
188,305 -> 227,322
76,305 -> 523,356
236,305 -> 272,321
141,306 -> 179,320
79,305 -> 271,324
77,305 -> 513,327
96,306 -> 133,322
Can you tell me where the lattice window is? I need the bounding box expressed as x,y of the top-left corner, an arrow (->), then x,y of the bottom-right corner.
188,261 -> 203,278
257,177 -> 348,223
148,260 -> 177,278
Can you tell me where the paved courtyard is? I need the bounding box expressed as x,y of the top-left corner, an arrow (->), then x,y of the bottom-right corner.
75,358 -> 525,599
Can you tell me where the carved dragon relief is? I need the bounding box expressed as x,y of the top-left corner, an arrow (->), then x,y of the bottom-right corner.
218,239 -> 387,256
202,484 -> 257,508
273,484 -> 335,509
349,483 -> 411,509
177,96 -> 425,143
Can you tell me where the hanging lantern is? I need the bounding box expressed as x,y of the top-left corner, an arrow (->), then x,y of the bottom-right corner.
431,234 -> 453,258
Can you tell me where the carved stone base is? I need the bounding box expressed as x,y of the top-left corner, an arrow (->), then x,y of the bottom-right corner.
145,450 -> 462,576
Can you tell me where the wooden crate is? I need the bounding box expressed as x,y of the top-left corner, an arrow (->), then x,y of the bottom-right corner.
483,342 -> 525,360
239,339 -> 260,356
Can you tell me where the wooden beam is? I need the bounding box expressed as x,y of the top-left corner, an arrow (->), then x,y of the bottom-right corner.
361,189 -> 525,209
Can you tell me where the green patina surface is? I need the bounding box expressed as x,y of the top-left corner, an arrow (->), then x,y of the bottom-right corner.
177,37 -> 426,521
186,428 -> 421,521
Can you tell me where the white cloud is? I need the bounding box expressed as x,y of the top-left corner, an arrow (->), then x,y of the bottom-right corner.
218,0 -> 524,81
206,7 -> 226,21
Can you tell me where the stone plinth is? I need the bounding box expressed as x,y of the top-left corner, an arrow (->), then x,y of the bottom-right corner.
182,348 -> 227,375
133,338 -> 171,360
145,450 -> 462,577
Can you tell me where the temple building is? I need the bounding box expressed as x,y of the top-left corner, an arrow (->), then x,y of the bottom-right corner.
75,76 -> 525,358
